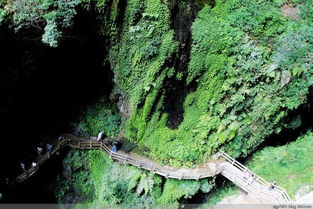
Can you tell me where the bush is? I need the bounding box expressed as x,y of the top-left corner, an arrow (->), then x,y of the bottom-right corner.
0,8 -> 8,25
8,0 -> 96,47
120,0 -> 313,166
57,150 -> 161,206
11,0 -> 44,31
79,98 -> 121,137
42,20 -> 61,47
145,39 -> 161,59
246,131 -> 313,198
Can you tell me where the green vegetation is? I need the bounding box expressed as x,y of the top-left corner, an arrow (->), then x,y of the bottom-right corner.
79,98 -> 122,137
203,182 -> 238,208
0,1 -> 8,25
57,150 -> 214,206
109,0 -> 178,107
204,131 -> 313,205
115,0 -> 313,167
56,0 -> 313,204
56,150 -> 95,203
1,0 -> 109,46
5,0 -> 313,168
4,0 -> 313,206
246,131 -> 313,198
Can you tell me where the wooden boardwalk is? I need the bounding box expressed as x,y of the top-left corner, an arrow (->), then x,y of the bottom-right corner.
13,134 -> 292,204
218,151 -> 291,204
15,134 -> 224,182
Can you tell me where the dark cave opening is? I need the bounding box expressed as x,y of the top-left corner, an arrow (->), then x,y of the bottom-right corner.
179,190 -> 209,209
0,9 -> 112,203
115,0 -> 127,31
163,0 -> 213,130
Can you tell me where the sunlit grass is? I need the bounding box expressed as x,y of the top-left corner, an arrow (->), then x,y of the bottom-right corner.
246,131 -> 313,199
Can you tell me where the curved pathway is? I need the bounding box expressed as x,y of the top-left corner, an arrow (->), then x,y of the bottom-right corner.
15,134 -> 224,182
12,134 -> 292,204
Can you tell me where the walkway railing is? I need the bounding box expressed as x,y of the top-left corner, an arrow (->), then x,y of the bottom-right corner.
218,151 -> 291,204
13,134 -> 293,204
15,135 -> 221,183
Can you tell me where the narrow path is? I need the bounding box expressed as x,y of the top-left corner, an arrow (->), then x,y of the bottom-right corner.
15,134 -> 224,182
219,152 -> 291,204
11,134 -> 292,204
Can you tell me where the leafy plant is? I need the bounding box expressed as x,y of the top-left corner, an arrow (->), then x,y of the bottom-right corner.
119,0 -> 313,166
79,98 -> 121,137
246,131 -> 313,198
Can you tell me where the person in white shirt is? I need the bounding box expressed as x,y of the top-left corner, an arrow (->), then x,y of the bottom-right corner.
37,147 -> 43,156
97,131 -> 103,141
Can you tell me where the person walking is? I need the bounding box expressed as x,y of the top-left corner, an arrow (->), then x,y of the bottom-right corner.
248,174 -> 254,185
112,140 -> 120,152
112,143 -> 117,152
97,131 -> 103,141
58,136 -> 64,143
243,170 -> 250,180
37,147 -> 43,156
269,181 -> 277,191
46,143 -> 53,151
20,162 -> 26,172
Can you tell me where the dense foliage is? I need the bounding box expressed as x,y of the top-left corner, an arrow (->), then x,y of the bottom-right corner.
206,130 -> 313,204
1,0 -> 108,46
109,0 -> 178,107
57,150 -> 214,206
110,0 -> 313,166
78,98 -> 122,137
4,0 -> 313,167
3,0 -> 313,206
247,131 -> 313,198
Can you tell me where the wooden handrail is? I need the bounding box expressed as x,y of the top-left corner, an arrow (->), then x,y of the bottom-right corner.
218,151 -> 291,204
12,134 -> 292,204
14,135 -> 222,183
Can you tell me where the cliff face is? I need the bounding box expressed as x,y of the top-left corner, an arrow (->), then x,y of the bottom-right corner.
110,0 -> 313,166
1,0 -> 313,205
3,0 -> 312,169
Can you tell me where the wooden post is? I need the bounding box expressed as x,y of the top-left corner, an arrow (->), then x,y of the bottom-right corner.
90,141 -> 92,149
57,142 -> 60,150
124,155 -> 128,164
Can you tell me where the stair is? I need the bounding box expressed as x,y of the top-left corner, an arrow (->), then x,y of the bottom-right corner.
218,151 -> 292,204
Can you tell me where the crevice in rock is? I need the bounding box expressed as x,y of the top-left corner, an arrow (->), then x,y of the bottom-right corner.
115,0 -> 127,32
163,0 -> 213,129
